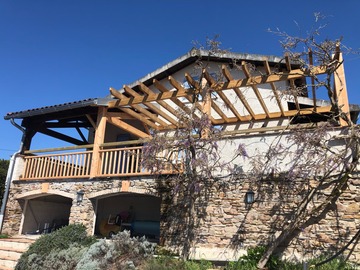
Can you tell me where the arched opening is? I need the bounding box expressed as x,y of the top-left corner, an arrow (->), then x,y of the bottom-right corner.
21,195 -> 72,235
94,192 -> 160,242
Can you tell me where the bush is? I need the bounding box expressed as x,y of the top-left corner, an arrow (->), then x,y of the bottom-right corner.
38,243 -> 88,270
75,239 -> 114,270
306,256 -> 358,270
141,256 -> 213,270
226,246 -> 294,270
16,224 -> 96,270
77,230 -> 156,270
226,246 -> 359,270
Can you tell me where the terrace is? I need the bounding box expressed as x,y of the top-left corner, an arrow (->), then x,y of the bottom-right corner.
20,143 -> 183,180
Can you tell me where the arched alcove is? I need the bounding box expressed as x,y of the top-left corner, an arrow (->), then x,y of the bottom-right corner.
94,192 -> 160,241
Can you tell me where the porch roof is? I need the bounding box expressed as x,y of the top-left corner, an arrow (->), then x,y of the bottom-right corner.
4,98 -> 111,120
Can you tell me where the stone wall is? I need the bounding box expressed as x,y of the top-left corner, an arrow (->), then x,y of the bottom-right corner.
160,176 -> 360,263
2,173 -> 359,263
2,176 -> 159,236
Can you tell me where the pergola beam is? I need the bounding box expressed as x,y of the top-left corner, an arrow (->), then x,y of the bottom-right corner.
107,61 -> 334,129
109,86 -> 194,107
263,60 -> 285,116
110,88 -> 166,129
185,71 -> 230,123
123,85 -> 176,126
214,65 -> 327,91
153,79 -> 197,118
138,82 -> 183,123
201,70 -> 232,123
241,61 -> 270,118
333,51 -> 350,126
107,116 -> 151,138
117,106 -> 159,130
210,105 -> 332,125
221,65 -> 257,119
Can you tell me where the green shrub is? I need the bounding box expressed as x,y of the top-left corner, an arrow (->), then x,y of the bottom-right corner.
142,256 -> 214,270
16,224 -> 96,270
0,233 -> 9,239
226,246 -> 295,270
226,247 -> 359,270
141,256 -> 186,270
307,256 -> 358,270
184,259 -> 213,270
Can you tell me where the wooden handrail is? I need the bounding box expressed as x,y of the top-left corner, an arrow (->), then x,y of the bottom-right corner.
24,139 -> 149,154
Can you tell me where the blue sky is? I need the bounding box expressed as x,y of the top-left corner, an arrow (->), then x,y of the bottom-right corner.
1,0 -> 360,159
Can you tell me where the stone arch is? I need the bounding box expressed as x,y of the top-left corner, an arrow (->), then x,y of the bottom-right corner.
18,190 -> 73,235
87,186 -> 151,200
15,189 -> 74,200
93,190 -> 161,240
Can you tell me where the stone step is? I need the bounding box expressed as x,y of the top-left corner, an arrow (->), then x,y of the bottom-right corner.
0,249 -> 22,260
0,236 -> 37,270
0,253 -> 18,270
0,265 -> 12,270
0,240 -> 31,252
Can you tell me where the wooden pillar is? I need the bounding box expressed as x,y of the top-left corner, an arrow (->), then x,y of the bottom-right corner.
201,88 -> 211,138
90,106 -> 107,178
22,129 -> 36,154
334,52 -> 350,126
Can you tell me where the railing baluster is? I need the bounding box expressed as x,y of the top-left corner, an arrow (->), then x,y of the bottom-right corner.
38,157 -> 44,178
48,157 -> 54,177
109,151 -> 114,174
20,145 -> 182,180
135,148 -> 140,173
87,152 -> 92,175
129,150 -> 134,173
114,150 -> 119,174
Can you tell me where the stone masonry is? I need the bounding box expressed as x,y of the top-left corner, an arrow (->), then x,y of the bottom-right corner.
2,174 -> 360,263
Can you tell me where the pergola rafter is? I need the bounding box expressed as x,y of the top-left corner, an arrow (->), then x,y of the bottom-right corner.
263,59 -> 285,116
138,82 -> 182,126
107,51 -> 348,132
201,70 -> 231,123
241,61 -> 270,118
153,78 -> 200,120
221,65 -> 257,120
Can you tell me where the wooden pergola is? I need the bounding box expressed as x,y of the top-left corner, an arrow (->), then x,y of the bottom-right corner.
15,49 -> 352,180
104,51 -> 349,140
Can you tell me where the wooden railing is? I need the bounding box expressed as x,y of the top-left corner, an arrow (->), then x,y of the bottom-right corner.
100,147 -> 144,176
22,151 -> 93,180
20,146 -> 183,180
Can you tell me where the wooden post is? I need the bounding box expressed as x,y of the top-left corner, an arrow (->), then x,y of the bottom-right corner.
22,129 -> 36,154
334,52 -> 350,126
201,87 -> 211,138
90,107 -> 107,178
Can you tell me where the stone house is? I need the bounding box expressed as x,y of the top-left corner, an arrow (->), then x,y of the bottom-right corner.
1,48 -> 359,263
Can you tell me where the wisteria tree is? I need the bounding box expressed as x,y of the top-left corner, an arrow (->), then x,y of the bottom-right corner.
252,18 -> 360,268
141,16 -> 360,268
141,102 -> 247,258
